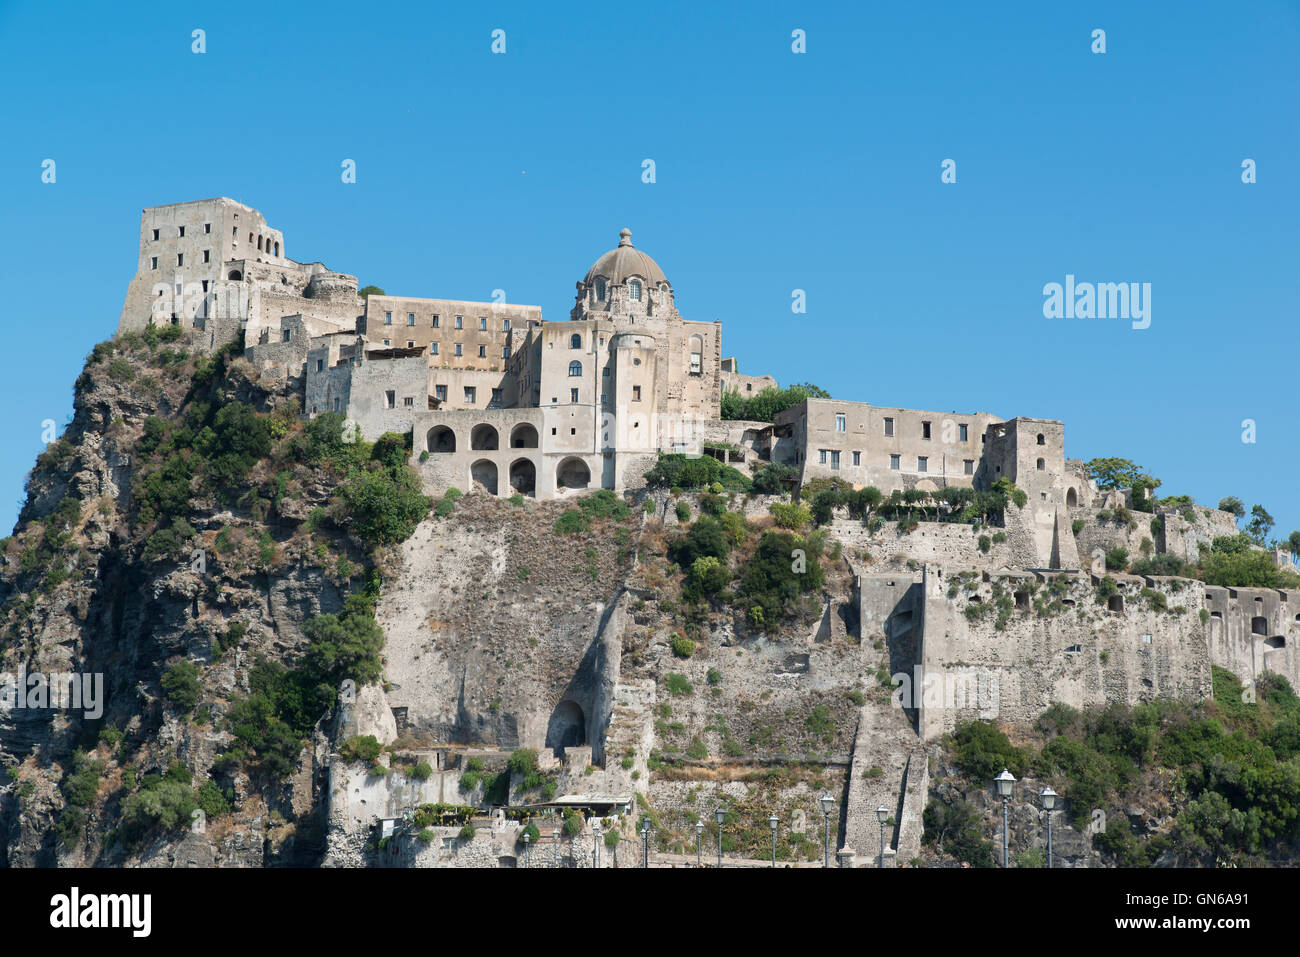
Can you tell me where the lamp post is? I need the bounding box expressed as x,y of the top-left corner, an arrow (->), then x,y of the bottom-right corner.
875,805 -> 889,868
1040,787 -> 1057,869
768,813 -> 779,867
695,819 -> 704,867
522,829 -> 530,866
714,807 -> 726,868
554,810 -> 560,868
995,769 -> 1016,868
641,818 -> 650,868
592,821 -> 601,870
819,793 -> 834,869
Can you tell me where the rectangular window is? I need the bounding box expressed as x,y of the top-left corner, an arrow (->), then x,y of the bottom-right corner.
282,329 -> 291,342
315,359 -> 324,372
964,459 -> 975,475
479,317 -> 487,330
178,226 -> 185,238
432,315 -> 440,328
151,228 -> 160,241
831,450 -> 841,469
918,456 -> 928,472
455,344 -> 462,356
633,386 -> 641,401
603,367 -> 610,376
455,316 -> 463,329
384,390 -> 395,409
835,414 -> 846,432
601,393 -> 609,408
435,385 -> 447,401
431,342 -> 439,355
922,421 -> 932,439
333,397 -> 340,411
852,451 -> 861,466
883,417 -> 894,437
504,319 -> 511,330
203,223 -> 211,234
464,386 -> 476,404
959,423 -> 969,442
890,454 -> 901,470
383,339 -> 390,346
407,313 -> 415,326
503,346 -> 510,358
202,249 -> 210,263
478,345 -> 487,358
491,388 -> 502,406
384,311 -> 393,325
176,253 -> 184,266
407,341 -> 415,348
690,353 -> 702,374
151,257 -> 158,270
403,397 -> 413,407
570,388 -> 579,403
819,450 -> 828,465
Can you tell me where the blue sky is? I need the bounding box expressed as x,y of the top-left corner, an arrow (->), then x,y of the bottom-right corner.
1,0 -> 1297,541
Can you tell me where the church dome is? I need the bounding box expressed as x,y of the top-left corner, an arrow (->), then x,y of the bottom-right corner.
584,229 -> 667,287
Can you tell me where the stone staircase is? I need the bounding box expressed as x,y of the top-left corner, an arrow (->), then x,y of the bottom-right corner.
842,700 -> 925,866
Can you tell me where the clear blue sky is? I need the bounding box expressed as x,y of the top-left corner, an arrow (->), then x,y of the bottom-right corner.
1,1 -> 1297,541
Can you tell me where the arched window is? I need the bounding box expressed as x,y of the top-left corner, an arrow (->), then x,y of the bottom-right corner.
1036,433 -> 1046,445
628,279 -> 642,301
570,333 -> 581,349
595,279 -> 606,301
659,285 -> 668,306
689,334 -> 703,375
1036,458 -> 1046,471
569,360 -> 582,377
257,235 -> 263,251
274,241 -> 280,256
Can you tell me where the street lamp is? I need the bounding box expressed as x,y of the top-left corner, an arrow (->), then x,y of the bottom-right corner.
695,819 -> 704,867
995,769 -> 1016,868
768,813 -> 779,867
641,818 -> 651,868
714,807 -> 726,868
592,821 -> 601,869
1040,787 -> 1058,869
875,805 -> 889,868
819,793 -> 834,869
554,810 -> 560,868
522,829 -> 530,867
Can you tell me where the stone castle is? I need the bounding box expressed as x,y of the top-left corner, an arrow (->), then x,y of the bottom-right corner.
114,197 -> 1300,866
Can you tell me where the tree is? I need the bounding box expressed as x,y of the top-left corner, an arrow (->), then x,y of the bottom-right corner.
1085,458 -> 1150,491
1245,505 -> 1274,546
1289,531 -> 1300,556
1218,496 -> 1245,518
357,285 -> 385,299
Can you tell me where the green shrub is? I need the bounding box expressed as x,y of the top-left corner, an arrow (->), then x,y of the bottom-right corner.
160,660 -> 201,712
339,462 -> 431,546
664,673 -> 693,697
675,501 -> 691,523
670,634 -> 695,658
458,824 -> 476,840
555,510 -> 590,535
411,761 -> 433,781
340,735 -> 383,764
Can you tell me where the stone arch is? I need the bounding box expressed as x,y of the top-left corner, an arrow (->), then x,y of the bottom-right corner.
427,425 -> 456,453
546,700 -> 586,754
557,457 -> 590,490
510,423 -> 539,448
1066,487 -> 1079,508
227,269 -> 243,280
915,479 -> 938,493
471,459 -> 498,495
1252,616 -> 1268,636
470,423 -> 499,451
509,458 -> 536,496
